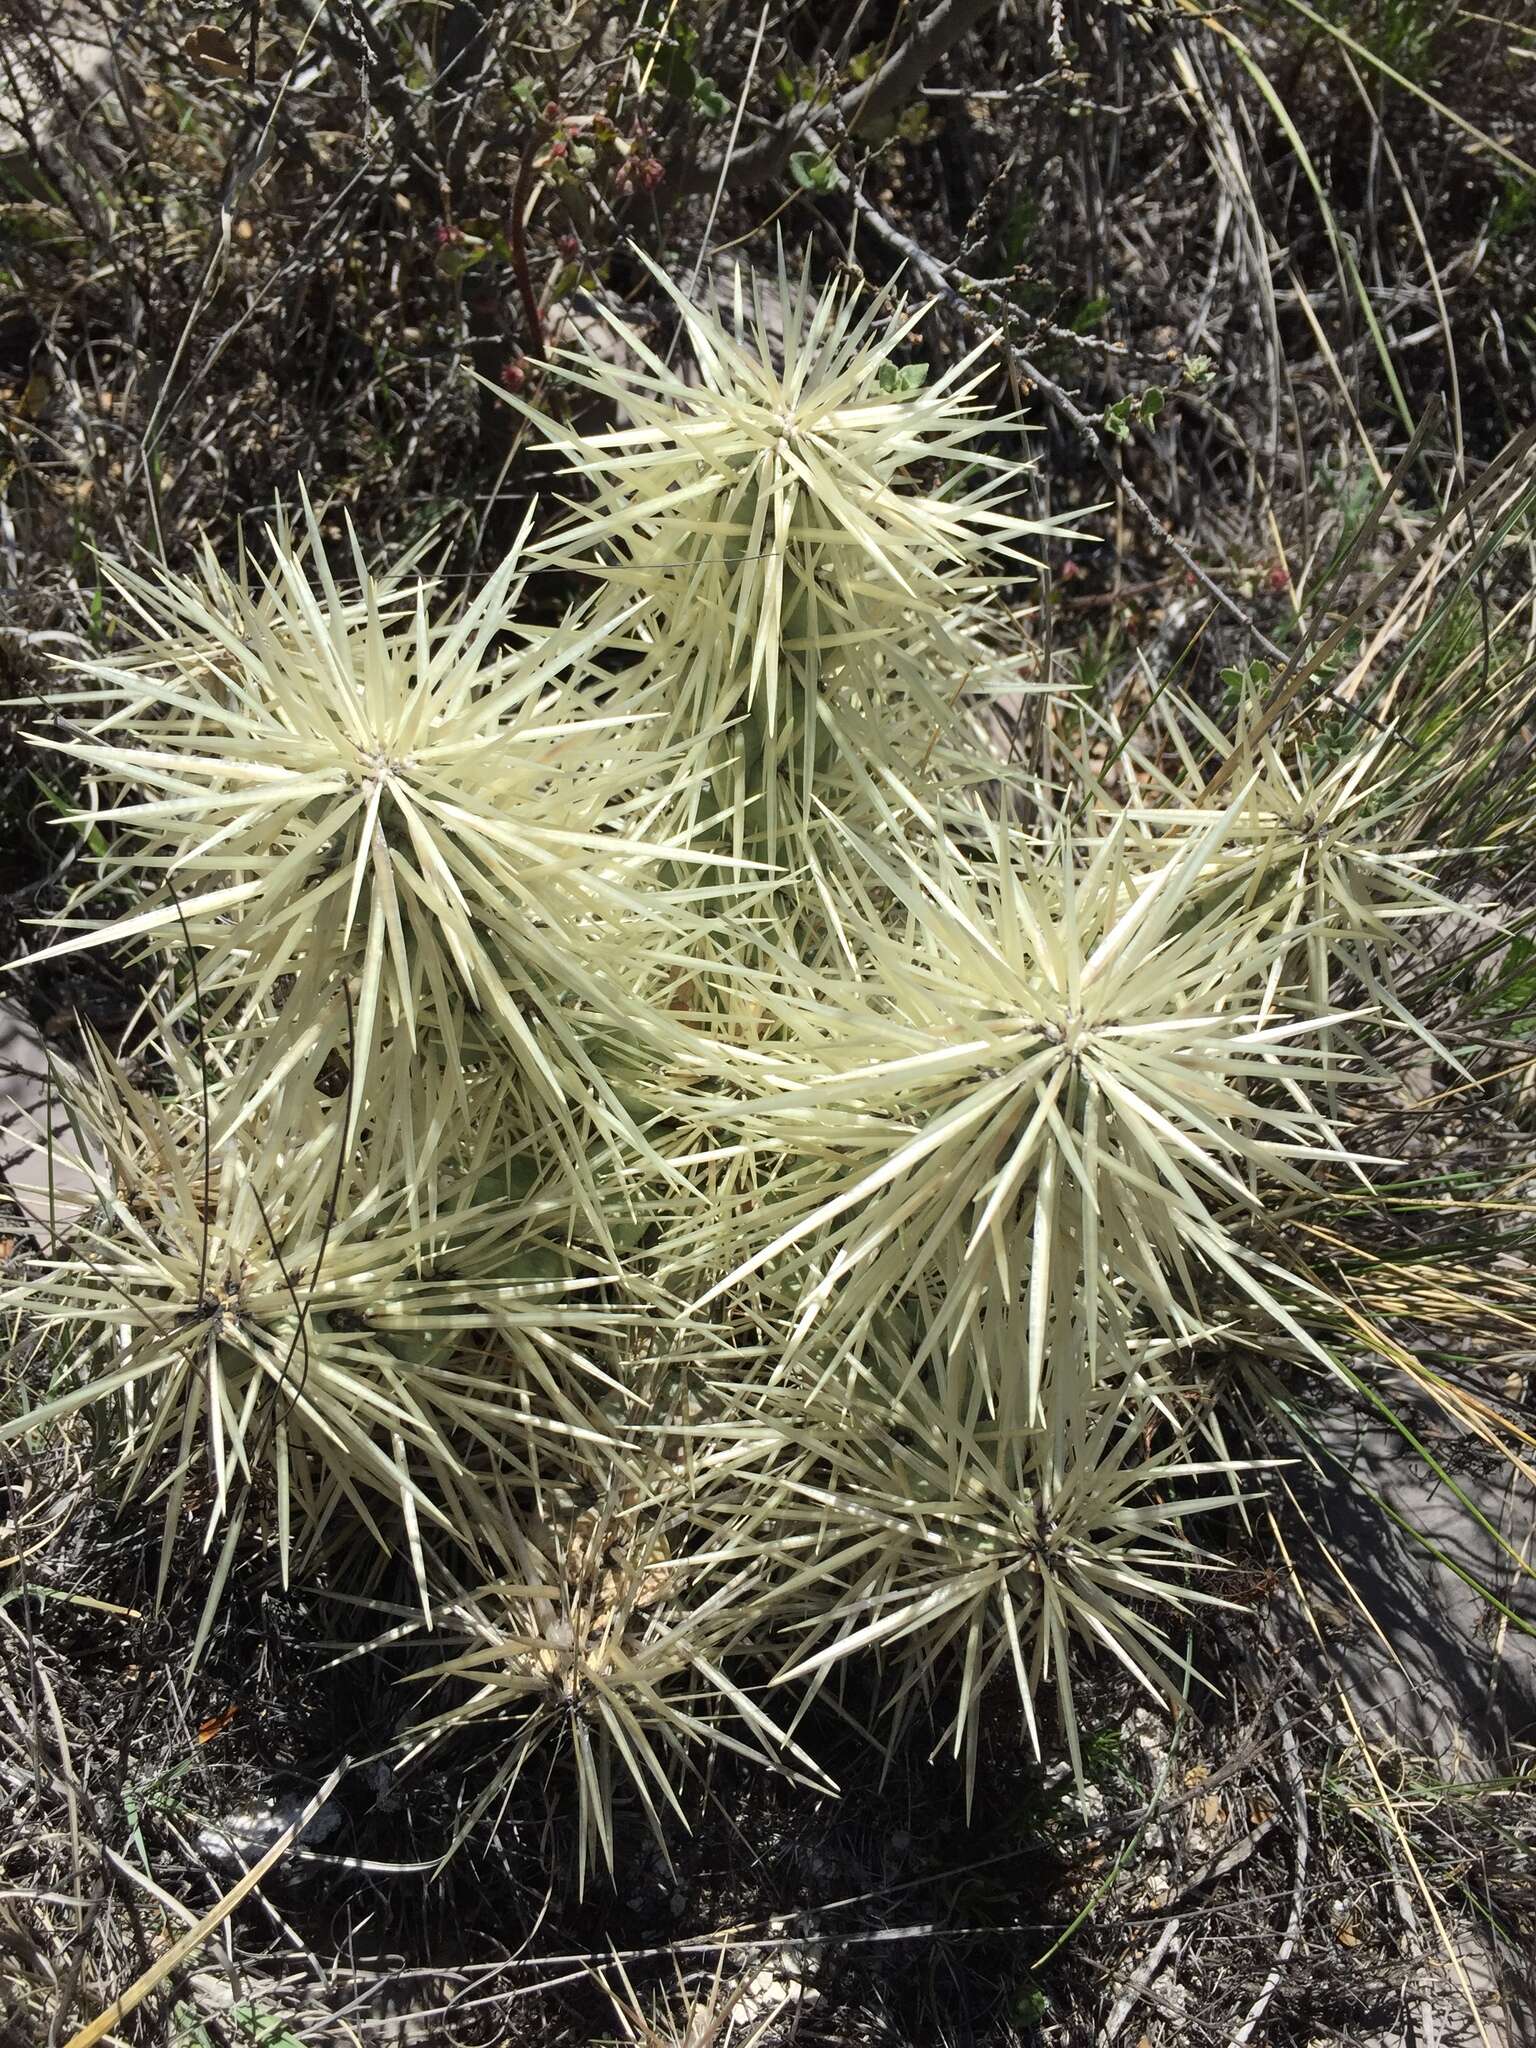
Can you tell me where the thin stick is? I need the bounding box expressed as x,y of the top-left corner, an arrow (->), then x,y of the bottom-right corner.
510,131 -> 547,363
1098,1916 -> 1181,2046
1229,1708 -> 1308,2045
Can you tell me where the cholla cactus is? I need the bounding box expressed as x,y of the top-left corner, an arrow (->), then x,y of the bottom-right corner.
663,805 -> 1355,1419
750,1347 -> 1248,1789
0,1032 -> 483,1610
400,1478 -> 824,1892
0,1018 -> 672,1633
512,249 -> 1074,859
5,256 -> 1453,1875
1109,692 -> 1457,1006
596,1951 -> 767,2048
24,502 -> 700,1192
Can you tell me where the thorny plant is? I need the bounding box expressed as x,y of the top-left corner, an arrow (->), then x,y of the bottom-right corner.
1,250 -> 1531,1903
512,246 -> 1079,865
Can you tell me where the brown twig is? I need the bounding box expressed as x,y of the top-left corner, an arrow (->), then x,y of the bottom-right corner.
509,130 -> 547,365
1229,1708 -> 1309,2046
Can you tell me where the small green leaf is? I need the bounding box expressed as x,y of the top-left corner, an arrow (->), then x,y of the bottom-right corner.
877,361 -> 929,395
692,74 -> 729,120
794,150 -> 843,192
435,241 -> 489,279
1011,1980 -> 1049,2025
1102,394 -> 1134,442
1220,658 -> 1270,701
789,151 -> 838,192
1141,384 -> 1164,420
